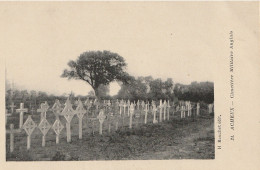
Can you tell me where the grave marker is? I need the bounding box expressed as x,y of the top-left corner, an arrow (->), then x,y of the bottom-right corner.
75,98 -> 86,139
123,102 -> 127,116
141,101 -> 145,110
152,105 -> 158,124
196,103 -> 200,116
119,100 -> 123,116
9,102 -> 15,114
52,118 -> 64,144
163,100 -> 167,121
159,100 -> 163,122
137,100 -> 140,110
6,109 -> 11,125
6,124 -> 21,152
38,118 -> 51,147
129,104 -> 134,129
61,98 -> 75,142
127,100 -> 130,116
167,100 -> 171,120
16,103 -> 28,129
97,109 -> 106,135
189,101 -> 192,116
51,99 -> 62,120
208,104 -> 214,114
37,102 -> 49,121
181,106 -> 185,119
89,118 -> 98,135
144,104 -> 148,124
23,115 -> 36,150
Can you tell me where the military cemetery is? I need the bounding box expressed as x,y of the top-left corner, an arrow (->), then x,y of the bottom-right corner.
4,4 -> 214,161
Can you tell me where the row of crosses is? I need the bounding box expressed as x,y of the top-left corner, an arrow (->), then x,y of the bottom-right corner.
6,98 -> 204,152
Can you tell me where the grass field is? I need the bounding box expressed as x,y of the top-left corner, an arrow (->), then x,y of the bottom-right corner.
6,108 -> 214,161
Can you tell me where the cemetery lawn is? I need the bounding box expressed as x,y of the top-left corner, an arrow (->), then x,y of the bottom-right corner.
6,114 -> 214,161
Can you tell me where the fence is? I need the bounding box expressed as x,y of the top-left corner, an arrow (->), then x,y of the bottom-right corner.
5,98 -> 213,153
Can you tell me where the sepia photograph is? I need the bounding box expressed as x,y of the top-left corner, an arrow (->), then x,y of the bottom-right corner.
1,1 -> 259,169
4,2 -> 215,161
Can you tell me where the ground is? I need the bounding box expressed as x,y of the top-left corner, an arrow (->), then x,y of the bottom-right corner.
6,109 -> 214,161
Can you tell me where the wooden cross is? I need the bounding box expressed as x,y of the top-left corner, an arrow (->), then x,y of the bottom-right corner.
6,124 -> 21,152
75,98 -> 86,139
163,100 -> 167,121
52,119 -> 64,144
89,117 -> 98,135
97,109 -> 106,135
127,100 -> 130,116
147,101 -> 150,112
188,101 -> 192,116
38,118 -> 51,147
129,104 -> 134,129
61,98 -> 75,142
141,101 -> 145,110
16,103 -> 28,129
181,106 -> 185,119
197,103 -> 200,116
159,100 -> 163,122
51,99 -> 62,120
9,102 -> 15,114
133,101 -> 136,110
144,104 -> 148,124
123,102 -> 127,116
152,105 -> 158,124
6,109 -> 11,125
167,100 -> 171,120
23,115 -> 36,150
137,100 -> 140,110
37,102 -> 49,121
119,101 -> 123,116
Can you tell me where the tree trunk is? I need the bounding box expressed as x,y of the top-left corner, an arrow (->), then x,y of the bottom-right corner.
94,88 -> 101,102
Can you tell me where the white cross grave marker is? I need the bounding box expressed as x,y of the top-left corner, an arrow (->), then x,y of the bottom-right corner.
6,109 -> 11,125
144,104 -> 148,124
23,115 -> 36,150
119,100 -> 123,116
51,99 -> 62,120
9,102 -> 16,114
197,103 -> 200,116
61,98 -> 75,142
16,103 -> 28,129
152,104 -> 158,124
75,98 -> 86,139
159,100 -> 163,122
163,100 -> 167,121
6,124 -> 21,152
167,100 -> 171,120
52,119 -> 64,144
141,101 -> 145,110
123,102 -> 127,116
97,109 -> 106,135
37,102 -> 49,121
38,118 -> 51,147
129,104 -> 134,129
181,106 -> 185,119
127,100 -> 130,116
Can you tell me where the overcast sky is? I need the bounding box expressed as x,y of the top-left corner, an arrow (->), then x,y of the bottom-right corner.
2,2 -> 243,96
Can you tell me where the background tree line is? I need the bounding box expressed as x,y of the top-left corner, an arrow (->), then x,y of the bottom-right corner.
5,77 -> 213,110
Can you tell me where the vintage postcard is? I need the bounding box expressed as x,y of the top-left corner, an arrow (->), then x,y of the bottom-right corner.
0,1 -> 259,170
